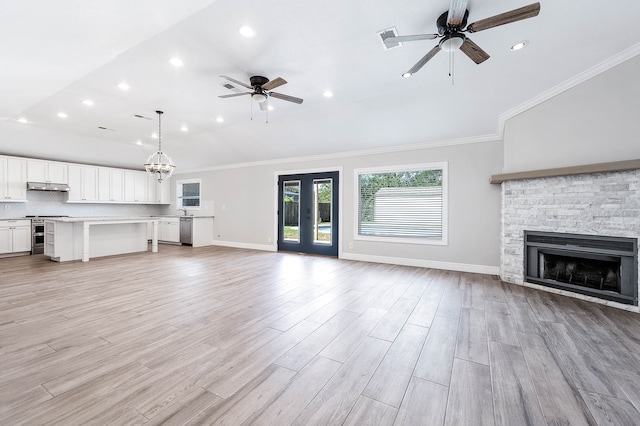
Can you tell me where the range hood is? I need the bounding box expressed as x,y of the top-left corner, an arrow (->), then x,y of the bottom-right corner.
27,182 -> 71,192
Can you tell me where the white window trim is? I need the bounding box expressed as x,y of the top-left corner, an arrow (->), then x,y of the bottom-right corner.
353,162 -> 448,246
176,178 -> 202,211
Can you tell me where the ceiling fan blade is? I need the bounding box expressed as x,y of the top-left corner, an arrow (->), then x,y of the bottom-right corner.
459,38 -> 490,64
218,92 -> 251,98
447,0 -> 469,26
259,101 -> 269,111
466,2 -> 540,33
269,92 -> 303,104
406,45 -> 441,74
262,77 -> 287,91
384,34 -> 439,46
219,75 -> 253,90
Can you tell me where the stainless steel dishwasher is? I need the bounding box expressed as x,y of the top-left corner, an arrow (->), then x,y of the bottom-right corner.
180,217 -> 193,245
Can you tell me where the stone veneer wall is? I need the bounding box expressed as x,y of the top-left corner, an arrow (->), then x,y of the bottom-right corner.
501,169 -> 640,308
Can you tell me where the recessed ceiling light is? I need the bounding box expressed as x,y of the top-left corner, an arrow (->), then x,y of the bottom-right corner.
511,40 -> 529,51
239,25 -> 256,38
117,82 -> 130,91
57,112 -> 68,118
136,140 -> 143,145
323,90 -> 333,98
267,105 -> 274,111
402,72 -> 412,78
170,57 -> 183,67
82,99 -> 94,106
180,125 -> 188,132
17,117 -> 28,124
216,117 -> 224,123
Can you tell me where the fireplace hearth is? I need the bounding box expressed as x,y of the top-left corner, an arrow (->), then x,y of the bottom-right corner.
525,231 -> 638,305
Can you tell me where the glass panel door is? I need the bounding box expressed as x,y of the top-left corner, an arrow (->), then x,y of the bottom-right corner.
278,172 -> 339,256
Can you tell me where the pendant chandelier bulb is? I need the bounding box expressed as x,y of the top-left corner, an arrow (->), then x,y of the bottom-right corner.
144,110 -> 176,182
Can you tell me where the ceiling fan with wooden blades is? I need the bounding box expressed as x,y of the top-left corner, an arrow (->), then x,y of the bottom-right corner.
218,75 -> 303,110
384,1 -> 541,76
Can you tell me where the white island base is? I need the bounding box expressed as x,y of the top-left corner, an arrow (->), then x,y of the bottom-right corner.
45,218 -> 158,262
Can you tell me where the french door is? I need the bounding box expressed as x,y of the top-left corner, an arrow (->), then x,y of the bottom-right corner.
277,171 -> 339,256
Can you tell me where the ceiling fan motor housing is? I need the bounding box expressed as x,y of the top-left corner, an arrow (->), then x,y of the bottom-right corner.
437,9 -> 469,34
249,76 -> 269,88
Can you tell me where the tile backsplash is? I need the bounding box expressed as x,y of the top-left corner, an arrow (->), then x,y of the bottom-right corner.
0,191 -> 164,219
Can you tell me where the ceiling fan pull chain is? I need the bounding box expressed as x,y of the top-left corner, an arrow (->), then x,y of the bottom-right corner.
250,96 -> 253,121
448,49 -> 455,86
266,100 -> 269,124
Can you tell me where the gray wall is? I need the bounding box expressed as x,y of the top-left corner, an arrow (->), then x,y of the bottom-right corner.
503,54 -> 640,172
167,140 -> 503,272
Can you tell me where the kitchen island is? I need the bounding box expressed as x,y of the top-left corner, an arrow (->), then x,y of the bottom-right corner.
44,217 -> 159,262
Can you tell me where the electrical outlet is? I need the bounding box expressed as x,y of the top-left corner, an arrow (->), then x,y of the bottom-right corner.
348,242 -> 353,249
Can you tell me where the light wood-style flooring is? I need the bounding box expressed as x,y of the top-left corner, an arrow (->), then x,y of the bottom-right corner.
1,245 -> 640,425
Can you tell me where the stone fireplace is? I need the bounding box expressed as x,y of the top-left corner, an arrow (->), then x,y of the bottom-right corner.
500,167 -> 640,310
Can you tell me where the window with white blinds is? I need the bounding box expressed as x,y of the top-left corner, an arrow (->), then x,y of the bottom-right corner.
355,163 -> 447,245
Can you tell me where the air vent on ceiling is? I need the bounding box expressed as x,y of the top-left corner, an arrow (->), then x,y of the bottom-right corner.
133,114 -> 153,120
378,27 -> 400,50
221,82 -> 243,93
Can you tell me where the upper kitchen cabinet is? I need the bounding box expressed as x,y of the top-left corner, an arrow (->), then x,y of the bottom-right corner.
98,168 -> 124,202
0,156 -> 27,202
67,165 -> 98,202
147,175 -> 171,204
124,171 -> 149,203
27,159 -> 68,183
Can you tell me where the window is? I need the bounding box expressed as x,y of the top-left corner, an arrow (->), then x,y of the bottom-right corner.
176,179 -> 201,210
355,162 -> 447,245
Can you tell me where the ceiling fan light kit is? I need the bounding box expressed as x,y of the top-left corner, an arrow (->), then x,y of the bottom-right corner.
144,110 -> 176,182
385,1 -> 540,76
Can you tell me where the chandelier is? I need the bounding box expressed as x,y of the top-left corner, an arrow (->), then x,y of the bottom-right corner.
144,110 -> 175,182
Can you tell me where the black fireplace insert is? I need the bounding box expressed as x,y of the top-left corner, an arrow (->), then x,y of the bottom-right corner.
524,231 -> 638,305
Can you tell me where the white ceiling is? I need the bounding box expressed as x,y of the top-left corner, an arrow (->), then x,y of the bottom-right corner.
1,0 -> 640,171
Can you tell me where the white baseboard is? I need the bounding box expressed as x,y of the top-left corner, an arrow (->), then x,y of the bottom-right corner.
208,240 -> 277,252
341,252 -> 499,275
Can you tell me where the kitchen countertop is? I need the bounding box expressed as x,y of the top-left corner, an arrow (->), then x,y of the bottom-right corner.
45,216 -> 160,223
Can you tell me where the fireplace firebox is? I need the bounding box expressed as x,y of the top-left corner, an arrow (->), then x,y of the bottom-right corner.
524,231 -> 638,305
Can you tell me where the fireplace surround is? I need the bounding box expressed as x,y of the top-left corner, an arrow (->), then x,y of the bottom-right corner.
500,167 -> 640,310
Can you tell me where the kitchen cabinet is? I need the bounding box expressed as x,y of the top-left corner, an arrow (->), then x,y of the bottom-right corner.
157,177 -> 171,204
0,219 -> 31,255
158,217 -> 180,243
0,156 -> 27,202
68,165 -> 99,202
124,171 -> 148,203
98,168 -> 124,202
27,160 -> 68,183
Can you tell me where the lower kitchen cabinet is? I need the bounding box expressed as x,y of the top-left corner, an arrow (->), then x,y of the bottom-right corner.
0,220 -> 31,255
158,218 -> 180,243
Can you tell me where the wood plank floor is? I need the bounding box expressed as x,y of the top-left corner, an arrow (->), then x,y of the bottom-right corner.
1,245 -> 640,425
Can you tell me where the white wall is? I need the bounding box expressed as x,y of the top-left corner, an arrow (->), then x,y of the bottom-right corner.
166,140 -> 503,273
503,54 -> 640,172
